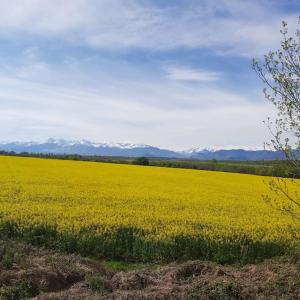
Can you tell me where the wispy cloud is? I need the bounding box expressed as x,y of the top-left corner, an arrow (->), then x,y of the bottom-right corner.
164,66 -> 220,82
0,0 -> 297,56
0,53 -> 276,149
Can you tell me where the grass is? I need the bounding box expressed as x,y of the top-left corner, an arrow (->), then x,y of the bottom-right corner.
104,260 -> 150,271
0,239 -> 300,299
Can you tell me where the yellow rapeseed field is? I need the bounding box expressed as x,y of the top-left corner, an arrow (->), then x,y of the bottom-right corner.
0,156 -> 298,262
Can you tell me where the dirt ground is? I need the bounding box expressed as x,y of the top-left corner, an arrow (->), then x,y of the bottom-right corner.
0,240 -> 299,299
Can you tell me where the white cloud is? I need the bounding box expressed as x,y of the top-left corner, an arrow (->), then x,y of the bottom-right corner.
164,66 -> 220,82
0,56 -> 276,149
0,0 -> 297,56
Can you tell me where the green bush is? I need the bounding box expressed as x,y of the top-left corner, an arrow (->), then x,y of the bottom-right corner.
133,157 -> 149,166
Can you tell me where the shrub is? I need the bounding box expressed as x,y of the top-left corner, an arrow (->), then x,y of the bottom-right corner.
133,157 -> 149,166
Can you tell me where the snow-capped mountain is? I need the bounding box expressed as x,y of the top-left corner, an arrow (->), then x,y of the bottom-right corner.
0,138 -> 181,158
45,138 -> 150,149
0,138 -> 285,160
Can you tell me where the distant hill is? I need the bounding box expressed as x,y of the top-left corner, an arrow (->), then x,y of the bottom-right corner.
189,148 -> 285,161
0,138 -> 284,161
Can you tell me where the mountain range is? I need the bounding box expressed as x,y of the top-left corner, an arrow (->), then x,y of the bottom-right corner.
0,138 -> 284,161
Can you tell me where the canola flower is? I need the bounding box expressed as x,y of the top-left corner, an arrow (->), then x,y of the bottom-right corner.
0,156 -> 298,262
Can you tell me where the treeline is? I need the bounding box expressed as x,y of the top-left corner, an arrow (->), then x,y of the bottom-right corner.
0,150 -> 297,178
151,159 -> 295,178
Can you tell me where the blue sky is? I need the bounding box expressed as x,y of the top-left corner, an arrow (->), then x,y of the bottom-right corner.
0,0 -> 299,150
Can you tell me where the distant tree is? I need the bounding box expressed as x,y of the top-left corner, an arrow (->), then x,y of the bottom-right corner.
133,157 -> 149,166
252,19 -> 300,219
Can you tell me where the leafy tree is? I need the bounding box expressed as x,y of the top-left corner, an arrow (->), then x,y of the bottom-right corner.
133,157 -> 149,166
252,19 -> 300,219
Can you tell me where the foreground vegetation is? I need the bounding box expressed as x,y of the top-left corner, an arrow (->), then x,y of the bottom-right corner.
0,240 -> 300,299
0,156 -> 299,264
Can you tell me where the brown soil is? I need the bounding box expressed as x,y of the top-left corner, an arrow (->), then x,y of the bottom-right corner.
0,241 -> 299,299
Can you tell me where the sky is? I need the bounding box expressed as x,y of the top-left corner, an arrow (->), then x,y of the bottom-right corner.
0,0 -> 299,150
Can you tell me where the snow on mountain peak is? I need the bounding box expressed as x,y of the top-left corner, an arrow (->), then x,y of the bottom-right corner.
45,138 -> 150,149
184,147 -> 217,154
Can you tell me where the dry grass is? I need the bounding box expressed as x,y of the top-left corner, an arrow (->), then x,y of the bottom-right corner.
0,240 -> 300,299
